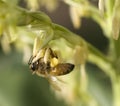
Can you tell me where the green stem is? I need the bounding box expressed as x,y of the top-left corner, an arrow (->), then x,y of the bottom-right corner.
111,74 -> 120,106
105,0 -> 115,17
88,45 -> 114,78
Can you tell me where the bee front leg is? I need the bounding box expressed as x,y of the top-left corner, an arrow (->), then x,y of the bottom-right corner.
43,48 -> 52,64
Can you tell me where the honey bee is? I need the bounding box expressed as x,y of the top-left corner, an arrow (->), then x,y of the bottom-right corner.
28,37 -> 74,90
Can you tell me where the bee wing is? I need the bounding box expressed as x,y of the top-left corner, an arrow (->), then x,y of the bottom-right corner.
50,63 -> 75,76
46,76 -> 61,91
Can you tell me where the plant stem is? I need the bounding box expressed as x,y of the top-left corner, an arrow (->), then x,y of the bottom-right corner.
111,74 -> 120,106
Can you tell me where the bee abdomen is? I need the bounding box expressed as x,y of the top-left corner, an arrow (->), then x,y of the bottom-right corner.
50,63 -> 74,76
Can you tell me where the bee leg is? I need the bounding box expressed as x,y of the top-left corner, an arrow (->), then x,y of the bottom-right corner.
32,71 -> 36,75
32,49 -> 45,63
33,33 -> 53,56
33,37 -> 41,56
55,77 -> 67,84
43,48 -> 52,64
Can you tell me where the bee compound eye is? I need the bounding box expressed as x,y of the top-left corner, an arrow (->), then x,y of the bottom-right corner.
31,64 -> 36,71
30,60 -> 39,71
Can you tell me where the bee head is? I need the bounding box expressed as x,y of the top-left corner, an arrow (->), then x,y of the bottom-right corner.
30,60 -> 39,71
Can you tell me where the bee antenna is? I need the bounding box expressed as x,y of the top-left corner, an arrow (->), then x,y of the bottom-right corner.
28,56 -> 33,65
